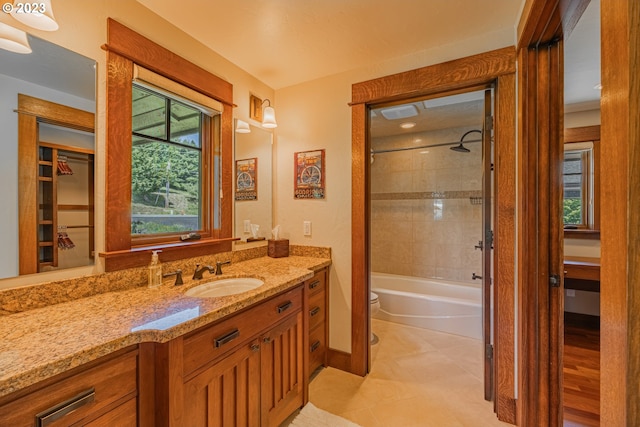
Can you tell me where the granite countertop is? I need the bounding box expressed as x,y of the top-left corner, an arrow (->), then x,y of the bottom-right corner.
0,255 -> 330,399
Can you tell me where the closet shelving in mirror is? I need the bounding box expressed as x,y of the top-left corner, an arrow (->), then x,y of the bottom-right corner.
37,141 -> 94,272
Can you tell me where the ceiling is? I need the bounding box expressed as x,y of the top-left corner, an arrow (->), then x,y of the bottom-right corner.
137,0 -> 523,90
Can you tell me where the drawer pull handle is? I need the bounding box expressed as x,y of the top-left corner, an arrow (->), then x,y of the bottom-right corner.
277,301 -> 293,313
310,340 -> 321,352
35,387 -> 95,427
310,306 -> 321,317
214,329 -> 240,348
309,280 -> 321,290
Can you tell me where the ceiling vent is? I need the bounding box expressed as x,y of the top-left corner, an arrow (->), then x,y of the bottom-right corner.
379,104 -> 418,120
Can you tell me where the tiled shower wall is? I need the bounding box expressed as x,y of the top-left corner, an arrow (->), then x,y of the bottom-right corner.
370,127 -> 483,285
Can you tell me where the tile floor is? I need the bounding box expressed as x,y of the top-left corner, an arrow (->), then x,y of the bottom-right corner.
307,319 -> 512,427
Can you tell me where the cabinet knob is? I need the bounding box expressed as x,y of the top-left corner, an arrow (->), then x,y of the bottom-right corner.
263,336 -> 272,344
250,343 -> 260,352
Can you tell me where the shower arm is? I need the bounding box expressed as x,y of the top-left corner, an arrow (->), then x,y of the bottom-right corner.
371,138 -> 483,155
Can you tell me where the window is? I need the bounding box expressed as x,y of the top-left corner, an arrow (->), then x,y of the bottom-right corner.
563,125 -> 600,237
104,20 -> 233,272
131,85 -> 209,236
563,145 -> 592,227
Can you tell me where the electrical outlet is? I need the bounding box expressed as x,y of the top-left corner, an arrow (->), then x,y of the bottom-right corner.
243,220 -> 251,233
303,221 -> 312,236
566,289 -> 576,297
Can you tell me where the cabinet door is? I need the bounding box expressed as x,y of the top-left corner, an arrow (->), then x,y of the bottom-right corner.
182,339 -> 261,427
260,312 -> 304,427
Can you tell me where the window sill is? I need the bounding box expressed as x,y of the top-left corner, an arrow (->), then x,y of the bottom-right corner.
99,237 -> 239,272
563,229 -> 600,240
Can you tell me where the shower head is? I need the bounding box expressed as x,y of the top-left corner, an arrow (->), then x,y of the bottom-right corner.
450,143 -> 471,153
450,129 -> 482,153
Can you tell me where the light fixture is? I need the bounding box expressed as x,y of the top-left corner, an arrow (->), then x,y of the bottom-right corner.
400,122 -> 416,129
10,0 -> 59,31
235,119 -> 251,134
0,22 -> 31,54
593,83 -> 603,90
261,99 -> 277,128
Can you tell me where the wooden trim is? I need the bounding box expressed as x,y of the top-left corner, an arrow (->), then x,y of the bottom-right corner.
350,102 -> 369,377
104,20 -> 234,270
16,94 -> 94,132
351,48 -> 517,421
327,348 -> 351,373
600,0 -> 640,425
352,46 -> 515,105
564,125 -> 600,143
494,72 -> 517,425
99,238 -> 235,272
105,18 -> 232,106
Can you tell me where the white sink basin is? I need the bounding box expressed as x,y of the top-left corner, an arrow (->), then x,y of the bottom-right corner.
185,277 -> 264,298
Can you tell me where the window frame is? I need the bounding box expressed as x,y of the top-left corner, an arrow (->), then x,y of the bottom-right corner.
563,125 -> 600,239
102,19 -> 234,271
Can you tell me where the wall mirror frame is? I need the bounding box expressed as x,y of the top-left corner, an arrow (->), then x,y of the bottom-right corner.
102,19 -> 234,272
0,33 -> 96,280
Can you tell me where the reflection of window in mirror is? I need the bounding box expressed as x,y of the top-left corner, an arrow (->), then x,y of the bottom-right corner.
563,125 -> 600,238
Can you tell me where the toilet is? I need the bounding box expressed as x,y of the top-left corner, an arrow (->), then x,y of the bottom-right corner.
370,292 -> 380,344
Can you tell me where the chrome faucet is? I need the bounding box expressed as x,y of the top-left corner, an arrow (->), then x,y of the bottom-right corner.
192,264 -> 215,280
215,260 -> 231,275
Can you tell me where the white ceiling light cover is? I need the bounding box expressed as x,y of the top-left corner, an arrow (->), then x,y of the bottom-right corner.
380,104 -> 418,120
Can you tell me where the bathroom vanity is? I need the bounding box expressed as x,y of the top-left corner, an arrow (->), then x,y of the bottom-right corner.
0,253 -> 330,427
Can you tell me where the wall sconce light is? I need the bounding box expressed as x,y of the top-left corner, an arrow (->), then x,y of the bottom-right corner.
10,0 -> 59,31
235,119 -> 251,134
261,99 -> 277,129
0,22 -> 31,54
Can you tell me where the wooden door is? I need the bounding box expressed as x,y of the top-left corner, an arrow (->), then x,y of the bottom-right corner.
261,312 -> 304,427
182,339 -> 261,427
481,88 -> 495,402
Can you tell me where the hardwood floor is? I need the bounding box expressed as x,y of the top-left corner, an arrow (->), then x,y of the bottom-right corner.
563,319 -> 600,427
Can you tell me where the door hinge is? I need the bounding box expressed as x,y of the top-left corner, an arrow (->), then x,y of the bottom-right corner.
485,344 -> 494,360
485,115 -> 494,131
485,230 -> 494,248
549,274 -> 561,288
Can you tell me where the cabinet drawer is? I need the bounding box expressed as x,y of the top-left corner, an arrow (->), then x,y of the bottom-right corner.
183,286 -> 303,376
308,323 -> 326,376
0,349 -> 137,427
306,270 -> 326,297
308,289 -> 326,331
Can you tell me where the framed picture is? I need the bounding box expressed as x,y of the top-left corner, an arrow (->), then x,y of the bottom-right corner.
294,149 -> 325,199
235,158 -> 257,201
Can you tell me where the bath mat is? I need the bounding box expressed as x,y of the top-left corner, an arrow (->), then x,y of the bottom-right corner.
288,402 -> 361,427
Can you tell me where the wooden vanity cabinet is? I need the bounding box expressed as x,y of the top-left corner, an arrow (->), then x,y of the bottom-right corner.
305,268 -> 329,378
0,347 -> 138,427
148,285 -> 304,427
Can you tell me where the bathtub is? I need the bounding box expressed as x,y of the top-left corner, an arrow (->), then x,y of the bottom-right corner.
371,272 -> 482,339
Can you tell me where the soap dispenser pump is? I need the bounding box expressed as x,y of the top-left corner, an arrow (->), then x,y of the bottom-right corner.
148,250 -> 162,288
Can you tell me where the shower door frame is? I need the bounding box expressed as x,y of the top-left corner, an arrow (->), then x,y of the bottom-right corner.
350,47 -> 517,424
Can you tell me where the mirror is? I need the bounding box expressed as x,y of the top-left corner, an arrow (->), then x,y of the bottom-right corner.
0,34 -> 96,279
233,121 -> 273,243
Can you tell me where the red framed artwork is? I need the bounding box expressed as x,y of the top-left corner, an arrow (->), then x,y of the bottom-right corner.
294,149 -> 325,199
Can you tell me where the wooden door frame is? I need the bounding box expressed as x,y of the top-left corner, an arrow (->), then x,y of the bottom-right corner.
350,47 -> 517,423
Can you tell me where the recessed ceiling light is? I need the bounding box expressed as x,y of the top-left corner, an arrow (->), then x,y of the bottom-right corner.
419,150 -> 429,154
413,138 -> 423,143
400,122 -> 416,129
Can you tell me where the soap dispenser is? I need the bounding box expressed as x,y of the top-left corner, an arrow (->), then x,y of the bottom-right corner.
148,250 -> 162,288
